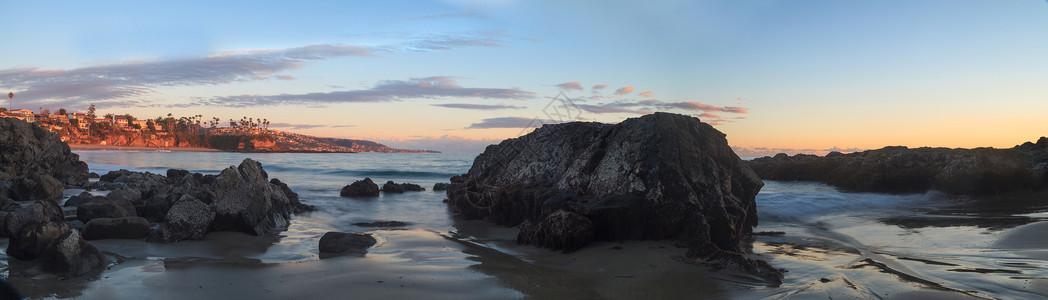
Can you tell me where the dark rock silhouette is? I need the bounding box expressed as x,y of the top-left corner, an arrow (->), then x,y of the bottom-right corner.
5,200 -> 71,260
37,228 -> 106,277
82,217 -> 151,240
432,183 -> 449,191
353,220 -> 407,228
340,178 -> 379,197
318,232 -> 377,255
747,137 -> 1048,195
381,181 -> 425,193
447,112 -> 781,284
76,197 -> 137,223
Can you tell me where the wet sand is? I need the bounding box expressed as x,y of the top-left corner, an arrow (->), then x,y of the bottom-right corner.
69,144 -> 218,152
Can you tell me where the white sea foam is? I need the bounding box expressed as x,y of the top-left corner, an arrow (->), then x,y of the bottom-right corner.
756,180 -> 944,221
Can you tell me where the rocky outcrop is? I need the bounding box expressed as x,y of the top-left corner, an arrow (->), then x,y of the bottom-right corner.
95,158 -> 304,243
76,197 -> 137,223
432,183 -> 449,191
318,232 -> 377,255
447,113 -> 779,282
747,137 -> 1048,195
341,178 -> 379,197
82,217 -> 151,240
0,118 -> 88,201
381,181 -> 425,193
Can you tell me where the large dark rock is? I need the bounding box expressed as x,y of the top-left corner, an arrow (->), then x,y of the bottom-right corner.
747,137 -> 1048,195
318,232 -> 377,255
10,174 -> 64,201
82,217 -> 151,240
76,197 -> 137,223
447,113 -> 776,281
64,192 -> 98,207
0,118 -> 89,196
381,181 -> 404,193
37,228 -> 106,277
149,195 -> 215,243
210,159 -> 294,236
5,200 -> 71,260
341,178 -> 379,197
272,178 -> 315,213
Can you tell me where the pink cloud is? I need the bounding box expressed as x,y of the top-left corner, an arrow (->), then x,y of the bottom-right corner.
592,84 -> 607,90
614,86 -> 634,95
639,91 -> 655,98
556,81 -> 583,91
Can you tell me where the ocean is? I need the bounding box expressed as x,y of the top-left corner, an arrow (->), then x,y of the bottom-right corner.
8,151 -> 1045,299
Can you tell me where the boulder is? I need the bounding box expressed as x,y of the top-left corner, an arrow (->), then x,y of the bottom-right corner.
11,174 -> 64,201
432,183 -> 449,191
149,195 -> 215,243
63,192 -> 97,207
76,197 -> 136,223
381,181 -> 404,193
400,183 -> 424,191
82,217 -> 151,240
0,197 -> 20,211
210,159 -> 293,236
446,113 -> 778,282
37,228 -> 106,277
517,210 -> 594,252
341,178 -> 379,197
0,118 -> 89,189
5,200 -> 71,260
271,178 -> 315,213
318,232 -> 377,254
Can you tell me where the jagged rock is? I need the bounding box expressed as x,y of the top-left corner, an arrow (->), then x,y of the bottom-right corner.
271,178 -> 315,213
149,195 -> 215,243
88,172 -> 100,179
353,221 -> 407,228
318,232 -> 377,255
5,200 -> 71,260
432,183 -> 449,191
76,197 -> 136,223
447,113 -> 777,282
82,217 -> 151,240
341,178 -> 379,197
0,197 -> 20,211
400,183 -> 424,191
517,210 -> 595,252
0,118 -> 89,189
37,228 -> 105,277
747,138 -> 1048,195
381,181 -> 404,193
210,159 -> 293,236
11,174 -> 64,201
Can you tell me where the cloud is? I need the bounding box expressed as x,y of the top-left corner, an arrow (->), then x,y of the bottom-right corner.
274,75 -> 296,80
465,117 -> 554,129
592,84 -> 607,90
614,86 -> 635,95
431,103 -> 525,110
382,135 -> 502,154
409,12 -> 482,20
187,76 -> 536,107
555,81 -> 583,91
575,104 -> 649,114
639,91 -> 655,98
266,122 -> 355,130
0,32 -> 510,109
664,101 -> 748,113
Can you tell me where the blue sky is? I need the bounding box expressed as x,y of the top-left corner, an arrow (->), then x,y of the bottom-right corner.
2,0 -> 1046,154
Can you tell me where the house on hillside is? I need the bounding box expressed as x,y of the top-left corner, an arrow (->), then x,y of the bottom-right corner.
0,112 -> 35,123
132,120 -> 151,130
9,109 -> 34,117
69,113 -> 90,129
113,115 -> 130,127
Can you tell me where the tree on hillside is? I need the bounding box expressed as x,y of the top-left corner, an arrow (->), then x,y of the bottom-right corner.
0,107 -> 6,112
103,113 -> 114,119
86,104 -> 96,120
58,108 -> 67,115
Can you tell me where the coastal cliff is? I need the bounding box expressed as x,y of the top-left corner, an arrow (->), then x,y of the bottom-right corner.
448,112 -> 782,283
747,137 -> 1048,195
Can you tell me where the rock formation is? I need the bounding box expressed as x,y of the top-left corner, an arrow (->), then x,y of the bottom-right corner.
381,181 -> 424,193
446,112 -> 781,283
747,137 -> 1048,195
318,232 -> 377,255
95,158 -> 305,242
340,178 -> 379,197
0,118 -> 88,201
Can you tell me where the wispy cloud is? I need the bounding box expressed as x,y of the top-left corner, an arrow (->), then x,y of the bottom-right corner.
664,101 -> 748,113
0,32 -> 511,109
189,77 -> 535,107
555,81 -> 583,91
431,103 -> 525,110
592,84 -> 607,90
614,86 -> 634,96
465,117 -> 554,129
639,91 -> 654,98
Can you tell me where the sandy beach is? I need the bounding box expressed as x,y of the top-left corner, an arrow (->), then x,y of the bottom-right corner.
68,144 -> 218,152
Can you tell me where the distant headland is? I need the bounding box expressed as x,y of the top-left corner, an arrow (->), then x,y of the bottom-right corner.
0,106 -> 437,153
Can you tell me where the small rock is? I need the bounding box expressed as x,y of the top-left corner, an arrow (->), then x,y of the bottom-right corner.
353,221 -> 407,228
340,178 -> 379,197
88,172 -> 100,179
63,192 -> 97,207
432,183 -> 449,191
150,195 -> 216,243
381,181 -> 404,193
319,232 -> 377,254
76,198 -> 136,223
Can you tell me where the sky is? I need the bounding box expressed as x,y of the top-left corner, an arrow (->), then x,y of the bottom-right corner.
1,0 -> 1046,155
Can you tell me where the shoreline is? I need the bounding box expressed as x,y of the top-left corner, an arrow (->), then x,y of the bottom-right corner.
68,144 -> 219,152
